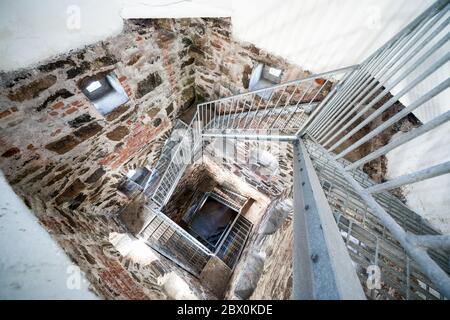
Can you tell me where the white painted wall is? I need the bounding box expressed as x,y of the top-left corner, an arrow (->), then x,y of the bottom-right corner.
0,171 -> 98,300
230,0 -> 432,73
0,0 -> 124,72
121,0 -> 231,19
386,122 -> 450,234
0,0 -> 232,72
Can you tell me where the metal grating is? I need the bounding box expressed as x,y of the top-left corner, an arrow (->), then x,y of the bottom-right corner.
304,139 -> 449,299
135,0 -> 450,299
139,207 -> 213,275
145,117 -> 202,209
196,67 -> 356,140
216,214 -> 253,270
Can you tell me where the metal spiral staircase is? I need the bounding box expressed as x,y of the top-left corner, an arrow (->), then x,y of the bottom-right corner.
139,0 -> 450,299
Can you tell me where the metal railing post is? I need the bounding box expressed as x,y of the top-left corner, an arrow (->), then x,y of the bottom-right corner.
293,139 -> 366,299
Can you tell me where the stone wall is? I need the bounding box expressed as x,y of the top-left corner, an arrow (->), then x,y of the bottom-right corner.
162,163 -> 217,225
204,139 -> 294,199
0,19 -> 204,299
0,17 -> 313,299
189,18 -> 316,103
0,19 -> 199,214
225,193 -> 294,300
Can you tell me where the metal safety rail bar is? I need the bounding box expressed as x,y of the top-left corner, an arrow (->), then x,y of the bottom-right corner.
308,138 -> 450,298
146,111 -> 202,209
293,139 -> 366,299
201,103 -> 311,139
135,0 -> 450,298
214,186 -> 248,208
304,139 -> 449,299
293,0 -> 450,298
216,214 -> 253,270
301,0 -> 450,148
196,66 -> 356,139
139,206 -> 213,275
143,119 -> 188,195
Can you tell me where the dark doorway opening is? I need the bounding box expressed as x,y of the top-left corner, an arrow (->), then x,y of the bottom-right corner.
187,195 -> 238,251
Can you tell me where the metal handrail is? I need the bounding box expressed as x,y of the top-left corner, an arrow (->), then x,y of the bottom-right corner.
140,0 -> 450,299
214,213 -> 242,256
196,66 -> 357,138
144,205 -> 213,257
308,137 -> 450,298
147,110 -> 201,207
197,65 -> 358,106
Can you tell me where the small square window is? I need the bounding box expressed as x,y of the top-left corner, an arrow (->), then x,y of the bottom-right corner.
86,81 -> 102,92
248,63 -> 283,99
117,167 -> 151,198
80,72 -> 129,116
128,167 -> 151,187
268,67 -> 282,77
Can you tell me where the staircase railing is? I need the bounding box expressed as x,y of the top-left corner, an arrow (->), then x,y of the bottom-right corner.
296,0 -> 450,298
196,66 -> 357,141
304,139 -> 450,299
145,111 -> 202,209
139,205 -> 213,275
139,0 -> 450,299
143,120 -> 188,196
215,214 -> 253,270
300,0 -> 450,145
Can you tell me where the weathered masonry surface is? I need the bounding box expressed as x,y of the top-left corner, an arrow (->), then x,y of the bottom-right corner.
0,18 -> 312,299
